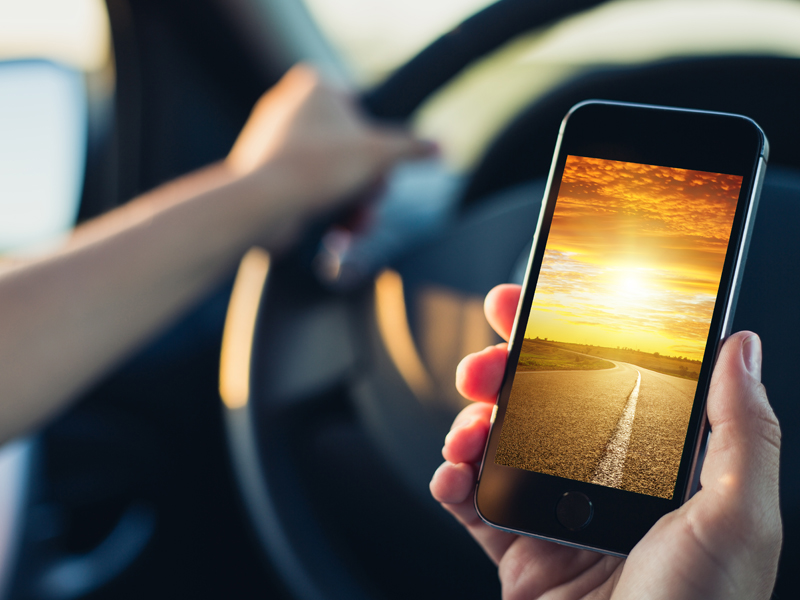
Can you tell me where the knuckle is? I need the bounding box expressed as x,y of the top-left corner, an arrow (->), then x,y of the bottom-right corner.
499,558 -> 530,600
750,384 -> 782,452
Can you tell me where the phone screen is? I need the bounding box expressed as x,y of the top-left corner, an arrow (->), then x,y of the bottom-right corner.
495,155 -> 743,500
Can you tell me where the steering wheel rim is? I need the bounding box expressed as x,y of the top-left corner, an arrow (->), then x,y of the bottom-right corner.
222,2 -> 800,598
221,3 -> 611,598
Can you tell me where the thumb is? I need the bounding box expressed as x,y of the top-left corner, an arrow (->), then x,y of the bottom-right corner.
694,331 -> 782,580
701,332 -> 780,504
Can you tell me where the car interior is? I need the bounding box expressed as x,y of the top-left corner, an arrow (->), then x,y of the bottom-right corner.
1,0 -> 799,598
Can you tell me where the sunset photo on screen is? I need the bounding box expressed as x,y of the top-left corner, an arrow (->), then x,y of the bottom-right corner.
496,155 -> 742,499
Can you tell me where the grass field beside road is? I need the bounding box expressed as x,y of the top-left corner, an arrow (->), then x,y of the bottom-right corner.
548,341 -> 701,381
517,339 -> 614,371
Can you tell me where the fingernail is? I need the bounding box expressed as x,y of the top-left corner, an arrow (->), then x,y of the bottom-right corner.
742,334 -> 762,382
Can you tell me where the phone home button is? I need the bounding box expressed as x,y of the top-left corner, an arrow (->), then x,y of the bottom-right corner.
556,492 -> 594,531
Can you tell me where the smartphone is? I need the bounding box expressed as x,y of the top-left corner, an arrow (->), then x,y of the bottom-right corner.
474,100 -> 768,556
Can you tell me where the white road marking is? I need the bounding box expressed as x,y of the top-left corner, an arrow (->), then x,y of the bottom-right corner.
591,370 -> 641,488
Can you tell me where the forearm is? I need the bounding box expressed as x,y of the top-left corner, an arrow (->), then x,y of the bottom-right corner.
0,160 -> 305,443
0,63 -> 429,444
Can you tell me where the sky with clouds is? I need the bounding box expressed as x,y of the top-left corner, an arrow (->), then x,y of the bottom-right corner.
525,155 -> 741,359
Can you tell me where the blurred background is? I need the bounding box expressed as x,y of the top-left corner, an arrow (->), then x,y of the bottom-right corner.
1,0 -> 800,599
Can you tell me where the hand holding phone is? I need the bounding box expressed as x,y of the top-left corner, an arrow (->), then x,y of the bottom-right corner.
431,102 -> 782,598
432,287 -> 781,599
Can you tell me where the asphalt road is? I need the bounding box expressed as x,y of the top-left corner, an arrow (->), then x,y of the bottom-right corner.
621,366 -> 697,498
495,361 -> 697,499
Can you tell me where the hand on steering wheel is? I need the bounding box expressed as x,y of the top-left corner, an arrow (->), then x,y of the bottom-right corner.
431,284 -> 782,600
227,64 -> 434,218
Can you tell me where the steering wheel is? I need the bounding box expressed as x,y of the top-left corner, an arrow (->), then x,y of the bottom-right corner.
221,2 -> 800,599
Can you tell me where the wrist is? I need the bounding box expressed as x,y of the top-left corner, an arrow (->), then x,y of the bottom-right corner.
218,158 -> 316,252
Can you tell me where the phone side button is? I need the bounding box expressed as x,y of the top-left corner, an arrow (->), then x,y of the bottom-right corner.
555,492 -> 594,531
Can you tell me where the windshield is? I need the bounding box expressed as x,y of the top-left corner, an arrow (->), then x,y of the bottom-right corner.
302,0 -> 495,84
303,0 -> 800,171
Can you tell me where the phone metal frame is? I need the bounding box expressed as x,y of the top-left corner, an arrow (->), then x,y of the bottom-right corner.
475,100 -> 768,556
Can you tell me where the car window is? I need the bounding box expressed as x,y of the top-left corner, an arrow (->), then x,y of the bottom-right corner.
0,0 -> 112,254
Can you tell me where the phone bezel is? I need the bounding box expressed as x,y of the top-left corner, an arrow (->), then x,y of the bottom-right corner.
474,100 -> 768,556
